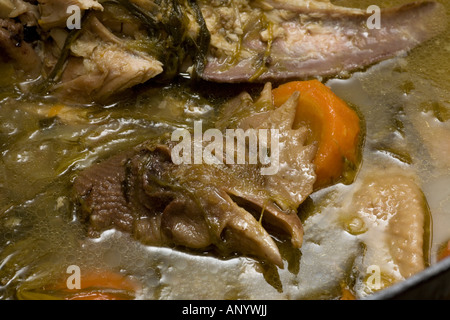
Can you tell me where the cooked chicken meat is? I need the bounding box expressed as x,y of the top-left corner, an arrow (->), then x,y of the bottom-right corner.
0,0 -> 446,102
38,0 -> 103,30
0,18 -> 41,76
51,15 -> 163,102
201,0 -> 446,83
73,84 -> 317,267
342,169 -> 430,294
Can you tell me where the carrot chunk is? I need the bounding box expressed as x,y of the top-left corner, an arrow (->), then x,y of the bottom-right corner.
50,269 -> 141,300
438,240 -> 450,262
272,80 -> 362,189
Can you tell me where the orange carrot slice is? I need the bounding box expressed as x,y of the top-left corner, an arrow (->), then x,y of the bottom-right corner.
272,80 -> 362,189
50,269 -> 141,300
438,240 -> 450,262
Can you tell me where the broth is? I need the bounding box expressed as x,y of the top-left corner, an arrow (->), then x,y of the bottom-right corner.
0,0 -> 449,300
